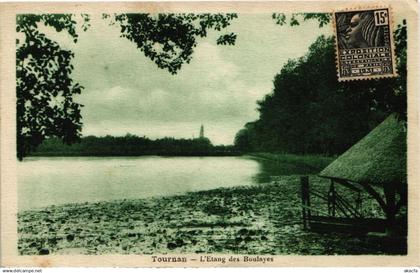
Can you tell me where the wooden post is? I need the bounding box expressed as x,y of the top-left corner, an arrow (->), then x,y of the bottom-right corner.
383,182 -> 397,235
301,176 -> 310,230
355,192 -> 362,217
328,180 -> 336,217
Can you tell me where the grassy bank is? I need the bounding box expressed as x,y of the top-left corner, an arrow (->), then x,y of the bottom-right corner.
247,152 -> 335,174
18,173 -> 404,255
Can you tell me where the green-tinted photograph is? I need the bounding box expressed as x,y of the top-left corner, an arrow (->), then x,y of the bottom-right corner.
16,11 -> 407,256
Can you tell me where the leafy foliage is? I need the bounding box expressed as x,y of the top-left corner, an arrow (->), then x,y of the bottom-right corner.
271,13 -> 407,117
235,22 -> 407,155
29,134 -> 239,156
16,13 -> 238,160
16,14 -> 84,160
272,13 -> 331,28
110,13 -> 237,74
235,15 -> 407,154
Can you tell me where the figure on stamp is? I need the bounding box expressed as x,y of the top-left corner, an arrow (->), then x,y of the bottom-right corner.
334,7 -> 396,80
339,12 -> 385,49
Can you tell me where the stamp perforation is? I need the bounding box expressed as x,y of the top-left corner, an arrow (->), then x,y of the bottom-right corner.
332,4 -> 398,82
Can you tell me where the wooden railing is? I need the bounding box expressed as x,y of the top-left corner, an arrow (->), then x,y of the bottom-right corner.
300,176 -> 369,232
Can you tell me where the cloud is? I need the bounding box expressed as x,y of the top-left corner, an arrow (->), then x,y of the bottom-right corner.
61,13 -> 333,144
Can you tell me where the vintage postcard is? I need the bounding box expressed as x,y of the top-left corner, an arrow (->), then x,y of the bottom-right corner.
0,0 -> 419,268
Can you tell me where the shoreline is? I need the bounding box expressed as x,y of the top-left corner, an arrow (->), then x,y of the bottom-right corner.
27,151 -> 243,157
18,175 -> 405,256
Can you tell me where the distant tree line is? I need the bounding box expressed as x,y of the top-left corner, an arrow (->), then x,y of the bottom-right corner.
30,134 -> 238,156
235,21 -> 406,155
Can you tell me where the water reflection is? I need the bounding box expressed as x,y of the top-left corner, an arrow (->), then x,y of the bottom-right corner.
18,156 -> 262,211
250,156 -> 319,183
18,155 -> 318,211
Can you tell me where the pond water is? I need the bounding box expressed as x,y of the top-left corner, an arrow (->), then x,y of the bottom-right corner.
18,156 -> 281,211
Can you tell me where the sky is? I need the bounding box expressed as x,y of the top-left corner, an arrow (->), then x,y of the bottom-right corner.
45,13 -> 331,145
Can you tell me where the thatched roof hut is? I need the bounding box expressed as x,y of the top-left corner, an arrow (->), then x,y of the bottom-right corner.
320,114 -> 406,185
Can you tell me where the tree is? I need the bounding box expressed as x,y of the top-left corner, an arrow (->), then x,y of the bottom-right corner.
235,27 -> 406,154
16,13 -> 238,160
234,123 -> 254,151
234,13 -> 407,153
16,15 -> 84,160
272,13 -> 407,118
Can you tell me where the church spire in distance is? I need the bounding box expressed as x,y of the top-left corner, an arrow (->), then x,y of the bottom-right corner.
199,124 -> 204,139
